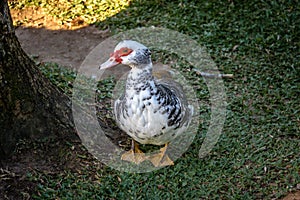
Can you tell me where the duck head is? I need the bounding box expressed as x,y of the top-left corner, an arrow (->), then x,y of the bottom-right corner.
100,40 -> 152,69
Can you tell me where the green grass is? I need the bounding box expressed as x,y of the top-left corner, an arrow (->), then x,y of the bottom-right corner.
9,0 -> 300,199
9,0 -> 130,25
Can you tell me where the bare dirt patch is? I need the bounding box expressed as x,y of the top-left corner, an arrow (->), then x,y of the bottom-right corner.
10,6 -> 110,69
282,190 -> 300,200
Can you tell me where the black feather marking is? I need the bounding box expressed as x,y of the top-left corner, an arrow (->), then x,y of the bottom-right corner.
168,107 -> 176,119
174,124 -> 180,130
150,89 -> 159,95
161,107 -> 169,115
154,132 -> 163,137
142,95 -> 152,101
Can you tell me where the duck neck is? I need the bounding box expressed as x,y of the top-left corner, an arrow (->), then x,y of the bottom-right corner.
126,63 -> 156,94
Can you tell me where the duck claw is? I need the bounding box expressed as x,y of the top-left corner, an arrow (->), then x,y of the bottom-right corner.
121,140 -> 146,165
121,149 -> 146,165
147,144 -> 174,167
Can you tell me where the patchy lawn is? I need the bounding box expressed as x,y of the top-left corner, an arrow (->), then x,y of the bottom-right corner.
1,0 -> 299,199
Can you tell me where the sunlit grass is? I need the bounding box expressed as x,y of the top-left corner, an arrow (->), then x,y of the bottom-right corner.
9,0 -> 131,26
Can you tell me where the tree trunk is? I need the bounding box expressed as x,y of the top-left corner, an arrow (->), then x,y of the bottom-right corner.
0,0 -> 76,158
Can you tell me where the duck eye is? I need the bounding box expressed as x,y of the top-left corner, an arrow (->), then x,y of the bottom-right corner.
119,48 -> 133,56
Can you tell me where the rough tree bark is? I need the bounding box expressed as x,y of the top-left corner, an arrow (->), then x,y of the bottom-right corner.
0,0 -> 76,158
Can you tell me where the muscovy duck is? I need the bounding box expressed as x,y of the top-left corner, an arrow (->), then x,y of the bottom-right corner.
100,40 -> 193,167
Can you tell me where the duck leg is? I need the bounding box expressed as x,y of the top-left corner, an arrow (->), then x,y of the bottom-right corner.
121,140 -> 146,164
148,143 -> 174,167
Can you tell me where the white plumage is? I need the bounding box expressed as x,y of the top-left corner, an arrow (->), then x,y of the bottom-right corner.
100,40 -> 193,167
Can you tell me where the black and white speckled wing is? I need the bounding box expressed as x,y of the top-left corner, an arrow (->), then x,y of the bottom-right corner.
155,81 -> 193,130
113,78 -> 193,145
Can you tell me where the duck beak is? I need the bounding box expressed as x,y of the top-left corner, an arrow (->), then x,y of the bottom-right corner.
99,57 -> 119,69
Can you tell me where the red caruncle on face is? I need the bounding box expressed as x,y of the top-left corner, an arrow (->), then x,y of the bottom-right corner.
110,47 -> 133,63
